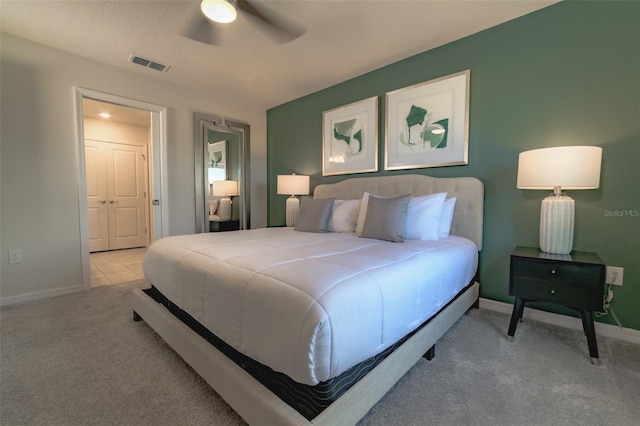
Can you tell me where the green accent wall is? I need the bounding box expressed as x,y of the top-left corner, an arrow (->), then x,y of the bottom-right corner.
267,2 -> 640,330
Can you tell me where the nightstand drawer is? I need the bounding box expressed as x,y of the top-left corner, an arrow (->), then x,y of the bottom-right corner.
511,257 -> 602,288
511,277 -> 603,311
507,247 -> 606,363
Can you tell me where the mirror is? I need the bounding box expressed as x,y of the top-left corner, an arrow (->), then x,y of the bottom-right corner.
194,113 -> 250,233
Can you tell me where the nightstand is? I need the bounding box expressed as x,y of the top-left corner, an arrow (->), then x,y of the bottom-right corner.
210,219 -> 240,232
507,246 -> 605,364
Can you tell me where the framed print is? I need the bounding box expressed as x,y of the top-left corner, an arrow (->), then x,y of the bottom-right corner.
322,96 -> 378,176
385,70 -> 470,170
207,140 -> 228,184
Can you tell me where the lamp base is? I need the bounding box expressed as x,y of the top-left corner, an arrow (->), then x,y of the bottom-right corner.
539,195 -> 574,255
218,197 -> 232,221
285,196 -> 300,227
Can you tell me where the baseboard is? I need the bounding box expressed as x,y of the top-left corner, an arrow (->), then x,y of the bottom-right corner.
479,297 -> 640,345
0,284 -> 85,307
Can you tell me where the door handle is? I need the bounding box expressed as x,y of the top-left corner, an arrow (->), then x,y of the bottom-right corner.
99,200 -> 107,204
109,200 -> 115,204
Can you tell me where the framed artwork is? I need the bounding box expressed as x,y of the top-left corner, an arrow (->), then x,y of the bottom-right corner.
207,140 -> 228,193
322,96 -> 378,176
385,70 -> 470,170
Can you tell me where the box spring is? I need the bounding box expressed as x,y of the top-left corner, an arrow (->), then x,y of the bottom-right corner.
142,280 -> 476,420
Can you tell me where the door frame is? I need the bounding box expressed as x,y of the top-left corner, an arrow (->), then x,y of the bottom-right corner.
194,112 -> 251,233
74,87 -> 168,289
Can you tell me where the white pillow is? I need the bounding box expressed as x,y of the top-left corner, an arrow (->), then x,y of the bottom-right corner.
329,199 -> 361,233
355,192 -> 373,235
438,197 -> 457,238
404,192 -> 447,241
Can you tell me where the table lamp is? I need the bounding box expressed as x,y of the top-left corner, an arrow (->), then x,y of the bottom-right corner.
213,180 -> 238,221
277,174 -> 310,227
517,146 -> 602,254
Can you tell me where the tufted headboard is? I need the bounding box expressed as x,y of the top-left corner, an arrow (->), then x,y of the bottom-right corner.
313,174 -> 484,250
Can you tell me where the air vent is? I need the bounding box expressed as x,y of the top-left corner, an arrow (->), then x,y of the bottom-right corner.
128,54 -> 170,73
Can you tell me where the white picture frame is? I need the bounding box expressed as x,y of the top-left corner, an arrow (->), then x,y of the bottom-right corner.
385,70 -> 470,170
207,140 -> 228,181
322,96 -> 378,176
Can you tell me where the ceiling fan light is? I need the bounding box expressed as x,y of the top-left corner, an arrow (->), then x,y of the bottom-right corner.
201,0 -> 237,24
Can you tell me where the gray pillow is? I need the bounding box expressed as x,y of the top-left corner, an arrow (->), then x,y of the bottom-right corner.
360,194 -> 411,242
295,197 -> 335,233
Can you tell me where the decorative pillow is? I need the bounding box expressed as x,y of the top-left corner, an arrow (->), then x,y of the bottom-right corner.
329,199 -> 361,233
294,197 -> 335,233
355,192 -> 373,235
438,197 -> 457,238
404,192 -> 447,241
360,194 -> 412,242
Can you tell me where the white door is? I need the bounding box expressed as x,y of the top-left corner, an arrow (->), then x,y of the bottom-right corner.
85,141 -> 109,252
86,140 -> 147,252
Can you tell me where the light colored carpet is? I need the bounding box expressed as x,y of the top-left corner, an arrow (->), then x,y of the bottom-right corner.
1,280 -> 638,425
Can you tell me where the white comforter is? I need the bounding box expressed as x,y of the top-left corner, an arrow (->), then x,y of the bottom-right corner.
142,228 -> 478,386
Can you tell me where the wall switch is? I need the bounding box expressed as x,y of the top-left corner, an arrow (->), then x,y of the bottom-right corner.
606,266 -> 624,286
8,249 -> 22,264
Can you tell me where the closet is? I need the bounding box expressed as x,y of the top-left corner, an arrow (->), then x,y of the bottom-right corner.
85,139 -> 147,252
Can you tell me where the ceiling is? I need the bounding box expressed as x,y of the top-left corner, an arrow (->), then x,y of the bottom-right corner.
83,98 -> 151,127
1,0 -> 557,111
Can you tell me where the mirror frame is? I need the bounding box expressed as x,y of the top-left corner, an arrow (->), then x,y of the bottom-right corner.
194,113 -> 250,233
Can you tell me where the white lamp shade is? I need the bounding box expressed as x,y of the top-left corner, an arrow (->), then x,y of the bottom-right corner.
517,145 -> 602,255
277,174 -> 310,196
201,0 -> 237,23
212,180 -> 238,197
517,146 -> 602,190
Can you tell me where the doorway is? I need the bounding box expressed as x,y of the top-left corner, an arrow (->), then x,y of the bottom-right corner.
74,88 -> 168,289
85,139 -> 148,252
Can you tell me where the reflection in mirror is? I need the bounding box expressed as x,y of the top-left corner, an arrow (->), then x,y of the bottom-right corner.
207,140 -> 227,194
194,113 -> 250,233
207,128 -> 240,224
207,139 -> 228,220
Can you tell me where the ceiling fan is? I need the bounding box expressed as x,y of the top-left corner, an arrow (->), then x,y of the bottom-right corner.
181,0 -> 305,45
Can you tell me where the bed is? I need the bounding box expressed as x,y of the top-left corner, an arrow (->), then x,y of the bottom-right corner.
132,173 -> 484,425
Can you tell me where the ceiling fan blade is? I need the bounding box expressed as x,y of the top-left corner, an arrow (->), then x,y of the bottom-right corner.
236,0 -> 305,43
180,5 -> 223,46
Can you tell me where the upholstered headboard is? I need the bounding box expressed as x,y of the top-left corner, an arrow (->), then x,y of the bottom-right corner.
314,174 -> 484,250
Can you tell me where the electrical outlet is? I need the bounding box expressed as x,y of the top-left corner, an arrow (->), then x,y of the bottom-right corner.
8,249 -> 22,264
606,266 -> 624,286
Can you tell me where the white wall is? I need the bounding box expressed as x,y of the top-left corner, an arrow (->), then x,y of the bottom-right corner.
84,117 -> 150,145
0,33 -> 267,303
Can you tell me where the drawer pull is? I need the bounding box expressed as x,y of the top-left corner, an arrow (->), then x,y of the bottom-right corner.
550,289 -> 556,294
551,269 -> 557,274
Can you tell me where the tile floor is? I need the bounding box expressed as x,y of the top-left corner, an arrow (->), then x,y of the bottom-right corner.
90,247 -> 147,287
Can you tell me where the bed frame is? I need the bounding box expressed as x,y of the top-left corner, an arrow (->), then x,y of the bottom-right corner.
132,174 -> 484,425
